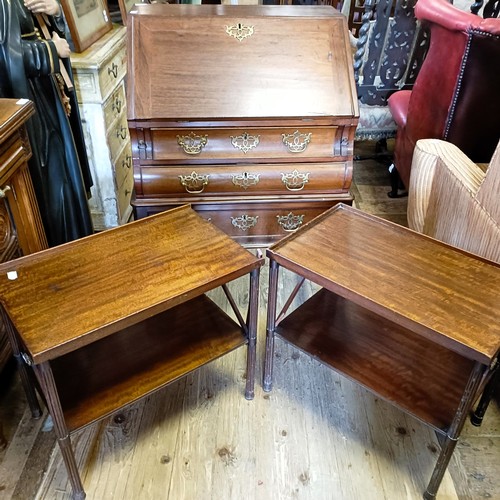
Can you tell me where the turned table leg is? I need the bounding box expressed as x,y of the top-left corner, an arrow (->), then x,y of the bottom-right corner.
244,267 -> 260,400
263,259 -> 279,392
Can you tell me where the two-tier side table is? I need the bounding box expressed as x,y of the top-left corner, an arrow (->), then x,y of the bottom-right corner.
0,205 -> 263,499
263,204 -> 500,499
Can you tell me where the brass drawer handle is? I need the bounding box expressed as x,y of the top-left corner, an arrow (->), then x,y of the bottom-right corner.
116,126 -> 128,140
231,214 -> 259,231
122,155 -> 132,169
277,212 -> 304,232
108,63 -> 118,79
281,169 -> 310,191
0,185 -> 11,198
112,95 -> 122,114
177,133 -> 208,155
282,130 -> 312,153
232,172 -> 260,189
179,171 -> 210,194
230,132 -> 260,153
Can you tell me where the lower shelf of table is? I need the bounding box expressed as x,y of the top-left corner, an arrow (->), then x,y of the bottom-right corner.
275,288 -> 476,432
50,294 -> 246,432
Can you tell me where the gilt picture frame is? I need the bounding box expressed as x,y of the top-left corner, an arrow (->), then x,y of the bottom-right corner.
117,0 -> 138,24
60,0 -> 113,53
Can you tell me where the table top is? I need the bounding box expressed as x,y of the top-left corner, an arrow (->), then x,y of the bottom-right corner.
267,204 -> 500,364
0,206 -> 263,363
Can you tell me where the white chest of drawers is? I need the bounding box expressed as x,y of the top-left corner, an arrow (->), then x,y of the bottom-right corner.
71,25 -> 133,230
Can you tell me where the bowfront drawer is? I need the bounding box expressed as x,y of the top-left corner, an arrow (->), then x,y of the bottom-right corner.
132,197 -> 352,247
134,162 -> 350,197
148,127 -> 342,161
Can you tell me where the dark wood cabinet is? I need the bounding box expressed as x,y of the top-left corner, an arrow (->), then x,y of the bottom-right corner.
0,99 -> 48,372
127,4 -> 359,246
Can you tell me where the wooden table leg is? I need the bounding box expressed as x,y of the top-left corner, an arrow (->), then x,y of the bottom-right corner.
245,267 -> 260,400
263,259 -> 279,392
34,362 -> 86,500
424,362 -> 484,499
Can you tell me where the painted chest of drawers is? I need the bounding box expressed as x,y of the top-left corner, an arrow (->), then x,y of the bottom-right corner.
127,4 -> 359,246
71,25 -> 133,231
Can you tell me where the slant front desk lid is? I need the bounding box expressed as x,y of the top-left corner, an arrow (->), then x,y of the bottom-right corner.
127,4 -> 359,122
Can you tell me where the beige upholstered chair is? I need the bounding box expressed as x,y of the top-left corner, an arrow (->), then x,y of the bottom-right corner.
408,138 -> 500,424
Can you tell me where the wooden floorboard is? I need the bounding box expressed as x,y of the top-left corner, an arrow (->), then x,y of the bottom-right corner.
1,141 -> 499,499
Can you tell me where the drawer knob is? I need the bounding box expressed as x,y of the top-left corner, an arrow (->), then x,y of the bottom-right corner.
176,133 -> 208,155
179,171 -> 210,194
282,130 -> 312,153
0,185 -> 11,198
230,132 -> 260,153
281,169 -> 310,191
108,63 -> 118,79
231,214 -> 259,232
277,212 -> 304,232
232,172 -> 260,189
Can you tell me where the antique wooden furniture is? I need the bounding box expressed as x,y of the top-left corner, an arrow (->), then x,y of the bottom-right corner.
0,205 -> 262,499
0,99 -> 47,374
127,4 -> 359,246
387,0 -> 500,196
70,25 -> 133,231
408,137 -> 500,426
263,204 -> 500,500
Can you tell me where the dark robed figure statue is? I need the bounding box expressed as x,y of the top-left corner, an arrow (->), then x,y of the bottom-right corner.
0,0 -> 93,246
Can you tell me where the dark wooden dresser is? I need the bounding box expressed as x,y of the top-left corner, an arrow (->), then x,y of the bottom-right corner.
127,4 -> 359,246
0,99 -> 47,372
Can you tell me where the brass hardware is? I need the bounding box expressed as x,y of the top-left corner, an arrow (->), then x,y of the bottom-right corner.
124,189 -> 132,196
112,95 -> 122,114
231,214 -> 259,231
281,169 -> 310,191
177,132 -> 208,155
277,212 -> 304,232
0,185 -> 11,198
179,171 -> 210,194
108,63 -> 118,78
230,132 -> 260,153
232,172 -> 260,189
122,155 -> 132,169
225,23 -> 254,42
138,140 -> 147,150
282,130 -> 312,153
116,126 -> 127,140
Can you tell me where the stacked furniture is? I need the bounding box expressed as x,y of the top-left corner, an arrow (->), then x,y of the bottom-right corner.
127,4 -> 359,246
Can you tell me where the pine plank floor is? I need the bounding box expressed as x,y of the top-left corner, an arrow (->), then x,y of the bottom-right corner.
0,140 -> 499,499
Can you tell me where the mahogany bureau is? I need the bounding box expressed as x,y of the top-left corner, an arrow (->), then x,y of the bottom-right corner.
127,4 -> 359,246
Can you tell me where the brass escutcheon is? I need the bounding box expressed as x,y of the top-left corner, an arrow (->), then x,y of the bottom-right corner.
231,214 -> 259,231
281,169 -> 310,191
230,132 -> 260,153
277,212 -> 304,232
232,172 -> 260,189
282,130 -> 312,153
179,171 -> 210,194
225,23 -> 254,42
177,132 -> 208,155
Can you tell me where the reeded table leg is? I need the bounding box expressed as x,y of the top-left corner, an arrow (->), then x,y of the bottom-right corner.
34,362 -> 86,500
263,259 -> 279,392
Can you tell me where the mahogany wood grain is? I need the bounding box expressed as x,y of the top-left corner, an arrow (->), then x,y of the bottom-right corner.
268,204 -> 500,364
276,288 -> 475,432
51,294 -> 245,432
0,205 -> 261,364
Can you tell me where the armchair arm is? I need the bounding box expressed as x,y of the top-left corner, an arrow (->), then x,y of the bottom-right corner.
408,139 -> 500,263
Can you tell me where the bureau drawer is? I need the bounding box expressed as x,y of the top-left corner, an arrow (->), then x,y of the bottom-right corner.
132,196 -> 353,247
147,127 -> 343,162
114,143 -> 133,190
135,162 -> 350,197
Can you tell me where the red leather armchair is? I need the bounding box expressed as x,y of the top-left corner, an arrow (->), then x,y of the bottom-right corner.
387,0 -> 500,197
